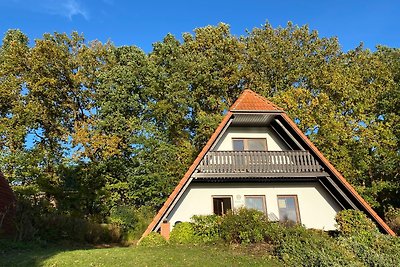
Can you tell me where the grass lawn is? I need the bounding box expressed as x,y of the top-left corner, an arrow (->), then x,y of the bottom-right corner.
0,244 -> 282,267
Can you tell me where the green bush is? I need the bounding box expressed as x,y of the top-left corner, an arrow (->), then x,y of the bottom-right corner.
191,215 -> 222,243
273,225 -> 362,267
219,208 -> 268,244
169,222 -> 198,244
338,231 -> 400,267
84,222 -> 122,244
385,207 -> 400,235
108,206 -> 154,243
139,232 -> 168,247
335,209 -> 400,267
335,210 -> 378,236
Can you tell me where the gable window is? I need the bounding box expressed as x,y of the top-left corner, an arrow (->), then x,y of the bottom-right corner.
277,195 -> 300,223
245,195 -> 266,214
213,196 -> 232,215
233,138 -> 267,151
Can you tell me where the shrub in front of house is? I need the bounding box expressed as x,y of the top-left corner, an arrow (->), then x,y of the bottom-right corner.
169,222 -> 199,244
338,232 -> 400,267
191,214 -> 222,243
219,208 -> 269,244
335,210 -> 400,267
272,224 -> 362,267
139,232 -> 168,247
335,209 -> 379,236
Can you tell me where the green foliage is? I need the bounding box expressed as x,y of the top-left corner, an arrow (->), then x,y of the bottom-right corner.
219,208 -> 269,244
107,205 -> 154,242
169,222 -> 198,244
138,232 -> 168,247
385,207 -> 400,235
335,210 -> 400,267
191,215 -> 222,243
338,232 -> 400,267
335,210 -> 379,236
272,225 -> 362,267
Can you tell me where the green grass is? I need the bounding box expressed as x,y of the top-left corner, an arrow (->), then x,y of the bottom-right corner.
0,244 -> 282,267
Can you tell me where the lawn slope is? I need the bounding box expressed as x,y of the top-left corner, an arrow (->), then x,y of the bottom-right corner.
1,245 -> 282,267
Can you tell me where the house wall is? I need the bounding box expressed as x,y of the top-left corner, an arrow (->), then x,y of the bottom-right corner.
214,126 -> 290,151
167,182 -> 342,231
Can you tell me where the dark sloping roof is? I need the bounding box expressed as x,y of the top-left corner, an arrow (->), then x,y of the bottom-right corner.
143,89 -> 395,237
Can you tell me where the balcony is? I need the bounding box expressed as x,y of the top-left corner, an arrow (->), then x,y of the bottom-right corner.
195,150 -> 326,178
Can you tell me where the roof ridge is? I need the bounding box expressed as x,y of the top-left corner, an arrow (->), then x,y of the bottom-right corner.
230,89 -> 283,111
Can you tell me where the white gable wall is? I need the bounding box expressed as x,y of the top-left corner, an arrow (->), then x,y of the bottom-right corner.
167,182 -> 342,231
214,126 -> 289,151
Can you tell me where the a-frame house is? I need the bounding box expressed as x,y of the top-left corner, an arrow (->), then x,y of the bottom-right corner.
143,89 -> 395,238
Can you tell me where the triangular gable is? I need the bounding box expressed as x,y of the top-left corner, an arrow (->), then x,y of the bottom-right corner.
143,89 -> 395,237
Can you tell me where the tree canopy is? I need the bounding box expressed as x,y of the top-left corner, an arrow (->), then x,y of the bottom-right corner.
0,22 -> 399,222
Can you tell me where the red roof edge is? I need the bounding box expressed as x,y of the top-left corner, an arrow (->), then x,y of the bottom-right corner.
230,89 -> 283,111
281,113 -> 396,236
142,111 -> 234,238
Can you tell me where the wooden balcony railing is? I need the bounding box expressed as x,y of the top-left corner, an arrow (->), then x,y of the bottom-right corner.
197,150 -> 323,174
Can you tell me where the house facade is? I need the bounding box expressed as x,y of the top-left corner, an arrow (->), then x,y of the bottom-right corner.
144,89 -> 395,238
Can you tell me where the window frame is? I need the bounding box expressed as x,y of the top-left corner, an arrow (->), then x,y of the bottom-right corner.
244,195 -> 267,214
232,138 -> 268,151
277,195 -> 301,224
212,195 -> 233,216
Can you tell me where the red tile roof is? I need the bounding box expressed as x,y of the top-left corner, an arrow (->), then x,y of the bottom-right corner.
143,89 -> 395,238
230,89 -> 282,111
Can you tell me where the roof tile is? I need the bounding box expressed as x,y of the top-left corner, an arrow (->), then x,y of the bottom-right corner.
230,89 -> 282,111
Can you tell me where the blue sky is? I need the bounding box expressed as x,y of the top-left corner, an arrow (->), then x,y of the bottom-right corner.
0,0 -> 399,52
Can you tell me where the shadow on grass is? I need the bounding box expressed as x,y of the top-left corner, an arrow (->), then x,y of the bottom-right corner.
0,239 -> 115,267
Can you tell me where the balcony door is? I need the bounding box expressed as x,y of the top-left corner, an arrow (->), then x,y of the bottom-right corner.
232,138 -> 267,151
232,138 -> 267,171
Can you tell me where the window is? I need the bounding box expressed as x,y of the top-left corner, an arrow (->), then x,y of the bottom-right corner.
245,195 -> 266,214
232,138 -> 267,151
213,196 -> 232,215
277,195 -> 300,223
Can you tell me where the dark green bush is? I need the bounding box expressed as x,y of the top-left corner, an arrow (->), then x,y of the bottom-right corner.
335,210 -> 378,236
385,207 -> 400,235
219,208 -> 268,244
169,222 -> 198,244
191,214 -> 222,243
36,214 -> 122,244
139,232 -> 168,247
108,205 -> 154,243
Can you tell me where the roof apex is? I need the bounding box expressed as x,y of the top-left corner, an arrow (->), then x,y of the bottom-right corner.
230,89 -> 283,112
